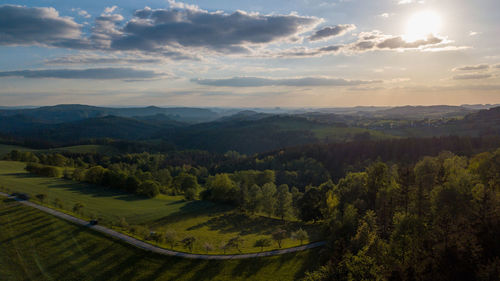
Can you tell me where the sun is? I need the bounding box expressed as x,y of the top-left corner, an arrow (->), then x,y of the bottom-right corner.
404,11 -> 442,42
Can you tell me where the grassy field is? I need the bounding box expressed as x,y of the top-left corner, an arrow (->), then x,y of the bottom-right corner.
45,145 -> 119,155
0,144 -> 37,156
0,144 -> 118,157
0,161 -> 323,254
0,199 -> 321,281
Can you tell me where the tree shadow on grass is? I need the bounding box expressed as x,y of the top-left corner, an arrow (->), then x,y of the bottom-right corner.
229,249 -> 322,280
230,255 -> 279,279
0,203 -> 36,218
140,257 -> 186,281
46,181 -> 151,202
7,214 -> 49,229
8,172 -> 151,202
147,201 -> 230,227
4,172 -> 33,178
186,260 -> 224,281
186,212 -> 308,236
292,248 -> 325,280
0,221 -> 55,244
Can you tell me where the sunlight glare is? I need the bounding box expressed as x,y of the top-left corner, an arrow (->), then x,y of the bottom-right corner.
404,11 -> 442,42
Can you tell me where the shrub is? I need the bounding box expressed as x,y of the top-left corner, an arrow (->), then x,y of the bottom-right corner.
35,194 -> 47,203
291,228 -> 309,245
164,230 -> 177,249
254,238 -> 272,252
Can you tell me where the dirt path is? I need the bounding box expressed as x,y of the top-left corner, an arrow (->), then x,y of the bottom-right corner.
0,192 -> 326,260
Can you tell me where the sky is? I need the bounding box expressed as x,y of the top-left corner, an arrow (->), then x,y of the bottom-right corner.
0,0 -> 499,107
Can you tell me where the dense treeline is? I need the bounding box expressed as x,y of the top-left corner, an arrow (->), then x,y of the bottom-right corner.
258,135 -> 500,181
4,135 -> 500,198
25,163 -> 61,178
303,149 -> 500,280
3,141 -> 500,279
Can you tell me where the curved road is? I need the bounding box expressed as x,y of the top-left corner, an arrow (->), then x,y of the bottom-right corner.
0,192 -> 326,260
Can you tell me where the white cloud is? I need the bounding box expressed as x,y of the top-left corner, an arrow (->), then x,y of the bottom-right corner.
71,8 -> 91,18
453,73 -> 492,80
0,68 -> 165,80
192,76 -> 382,87
453,64 -> 489,71
398,0 -> 425,4
309,24 -> 356,41
103,6 -> 118,14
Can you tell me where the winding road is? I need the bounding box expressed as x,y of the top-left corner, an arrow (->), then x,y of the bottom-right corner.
0,192 -> 326,260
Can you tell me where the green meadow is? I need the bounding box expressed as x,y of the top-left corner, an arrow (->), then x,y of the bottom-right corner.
0,198 -> 321,281
0,161 -> 323,254
0,144 -> 118,157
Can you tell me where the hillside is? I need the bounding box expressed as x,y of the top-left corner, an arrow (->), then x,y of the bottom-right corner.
0,115 -> 170,144
365,105 -> 474,119
0,199 -> 320,281
1,105 -> 500,154
0,104 -> 220,124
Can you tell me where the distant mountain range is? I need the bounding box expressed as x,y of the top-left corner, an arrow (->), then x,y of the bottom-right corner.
0,104 -> 220,124
1,104 -> 499,154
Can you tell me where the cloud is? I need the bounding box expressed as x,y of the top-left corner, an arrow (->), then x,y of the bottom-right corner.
44,54 -> 165,65
398,0 -> 425,4
0,68 -> 163,80
192,76 -> 381,87
421,45 -> 471,52
453,64 -> 490,71
72,8 -> 91,19
0,3 -> 323,58
110,5 -> 320,53
453,73 -> 492,80
309,24 -> 356,41
277,45 -> 343,57
0,3 -> 461,61
0,5 -> 87,48
104,6 -> 118,14
90,8 -> 125,49
278,31 -> 447,57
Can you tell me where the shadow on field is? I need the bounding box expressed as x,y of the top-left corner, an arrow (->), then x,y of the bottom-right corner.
4,172 -> 33,178
186,212 -> 313,236
148,200 -> 227,226
8,171 -> 150,202
45,181 -> 149,201
0,200 -> 322,281
59,183 -> 150,202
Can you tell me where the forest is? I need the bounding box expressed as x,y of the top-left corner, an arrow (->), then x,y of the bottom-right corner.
3,133 -> 500,280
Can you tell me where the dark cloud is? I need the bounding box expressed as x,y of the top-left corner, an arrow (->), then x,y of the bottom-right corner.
453,73 -> 492,80
0,68 -> 163,80
375,35 -> 443,49
309,24 -> 356,41
276,45 -> 342,57
0,4 -> 457,60
0,5 -> 88,48
111,6 -> 320,53
192,76 -> 381,87
453,64 -> 490,71
45,55 -> 164,65
1,4 -> 320,56
279,32 -> 447,58
91,12 -> 124,48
